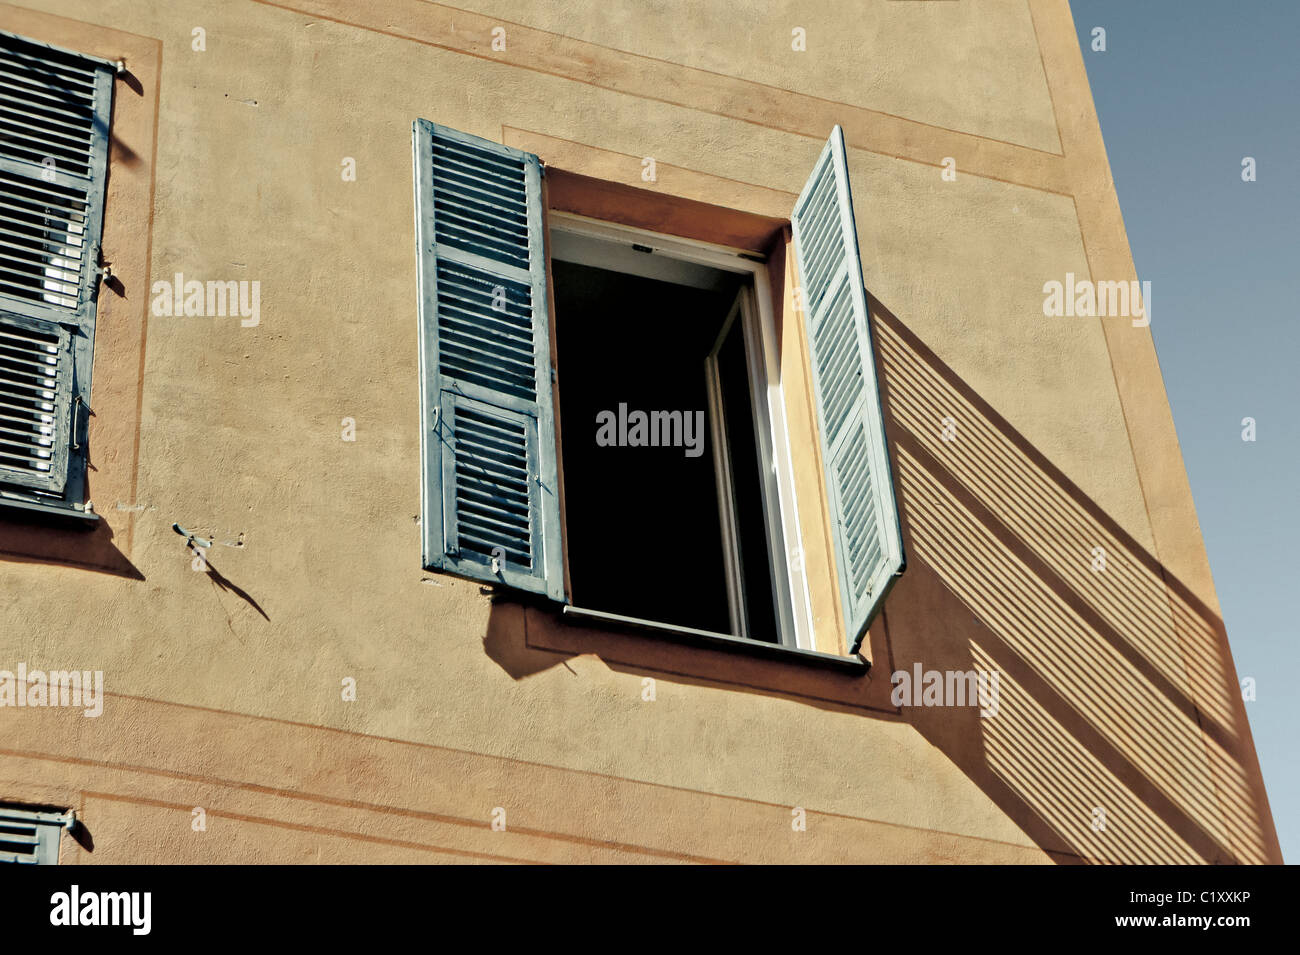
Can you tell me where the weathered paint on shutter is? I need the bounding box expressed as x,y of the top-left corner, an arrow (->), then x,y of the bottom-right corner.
791,126 -> 904,654
0,313 -> 73,491
0,31 -> 113,505
413,121 -> 564,601
0,31 -> 112,325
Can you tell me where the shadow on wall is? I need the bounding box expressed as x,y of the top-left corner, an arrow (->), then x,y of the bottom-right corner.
0,513 -> 142,580
481,295 -> 1278,865
869,295 -> 1274,865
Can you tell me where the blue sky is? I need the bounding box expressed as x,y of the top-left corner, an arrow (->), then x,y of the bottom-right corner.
1068,0 -> 1298,862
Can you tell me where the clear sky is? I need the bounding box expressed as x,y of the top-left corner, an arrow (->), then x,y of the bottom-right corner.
1068,0 -> 1298,862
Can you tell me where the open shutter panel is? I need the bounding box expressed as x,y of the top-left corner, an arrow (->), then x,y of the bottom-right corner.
791,126 -> 905,654
413,121 -> 565,601
0,31 -> 112,500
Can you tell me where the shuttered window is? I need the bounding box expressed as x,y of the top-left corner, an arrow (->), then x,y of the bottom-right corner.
413,121 -> 903,656
0,30 -> 114,514
413,121 -> 565,601
791,126 -> 905,653
0,805 -> 71,865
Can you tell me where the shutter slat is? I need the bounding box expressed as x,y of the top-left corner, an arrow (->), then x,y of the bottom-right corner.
0,46 -> 99,90
0,121 -> 93,160
0,98 -> 95,137
431,167 -> 528,214
0,223 -> 87,259
791,126 -> 905,654
434,139 -> 526,181
0,91 -> 94,131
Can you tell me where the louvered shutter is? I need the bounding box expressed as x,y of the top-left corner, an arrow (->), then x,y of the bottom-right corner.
0,313 -> 73,489
413,121 -> 565,601
0,805 -> 69,865
791,126 -> 905,654
0,31 -> 113,503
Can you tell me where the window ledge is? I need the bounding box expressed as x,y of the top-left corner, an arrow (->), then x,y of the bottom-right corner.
561,605 -> 867,673
0,494 -> 100,528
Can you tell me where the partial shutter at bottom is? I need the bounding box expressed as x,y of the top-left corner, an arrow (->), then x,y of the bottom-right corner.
439,392 -> 545,591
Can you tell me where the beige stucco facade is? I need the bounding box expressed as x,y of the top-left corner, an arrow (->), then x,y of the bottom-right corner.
0,0 -> 1280,864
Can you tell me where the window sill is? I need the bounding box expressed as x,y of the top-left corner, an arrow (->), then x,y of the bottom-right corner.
0,494 -> 100,529
561,605 -> 868,673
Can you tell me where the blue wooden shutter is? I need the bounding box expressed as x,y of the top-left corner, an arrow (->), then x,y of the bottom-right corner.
0,31 -> 113,506
0,805 -> 71,864
0,314 -> 73,491
791,126 -> 905,653
413,121 -> 565,601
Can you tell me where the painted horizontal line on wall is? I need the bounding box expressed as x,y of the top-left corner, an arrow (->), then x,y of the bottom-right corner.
251,0 -> 1073,196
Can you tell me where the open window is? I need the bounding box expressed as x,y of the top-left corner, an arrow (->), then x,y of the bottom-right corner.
547,219 -> 806,646
413,121 -> 903,657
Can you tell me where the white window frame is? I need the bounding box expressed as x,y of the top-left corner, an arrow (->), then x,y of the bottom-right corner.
548,212 -> 816,650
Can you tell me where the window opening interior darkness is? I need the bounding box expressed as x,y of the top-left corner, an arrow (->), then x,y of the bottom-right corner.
551,252 -> 781,642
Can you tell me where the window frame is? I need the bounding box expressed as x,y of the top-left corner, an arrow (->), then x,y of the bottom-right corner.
547,211 -> 816,651
704,294 -> 751,639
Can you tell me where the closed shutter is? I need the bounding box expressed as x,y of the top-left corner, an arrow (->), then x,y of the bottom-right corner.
413,121 -> 564,601
791,126 -> 905,653
0,31 -> 114,505
0,805 -> 69,865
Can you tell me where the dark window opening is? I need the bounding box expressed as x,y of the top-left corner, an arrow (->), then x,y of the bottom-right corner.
552,256 -> 781,642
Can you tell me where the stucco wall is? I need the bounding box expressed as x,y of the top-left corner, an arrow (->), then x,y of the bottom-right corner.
0,0 -> 1279,864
